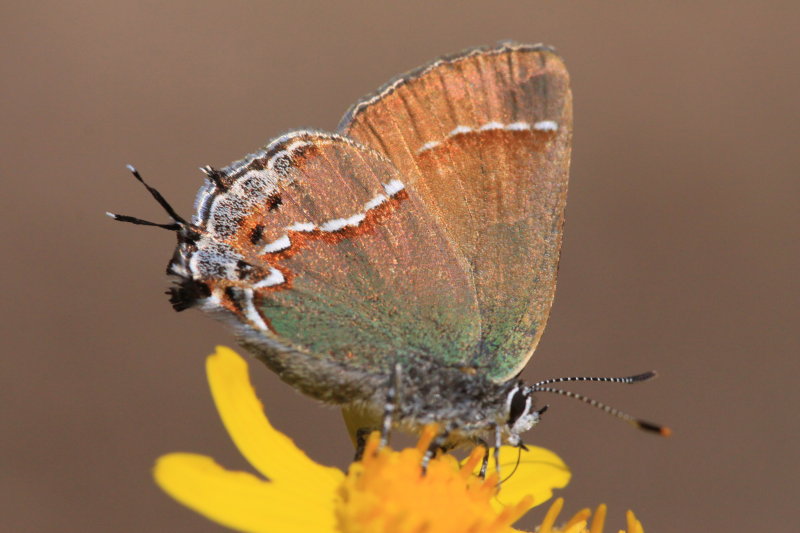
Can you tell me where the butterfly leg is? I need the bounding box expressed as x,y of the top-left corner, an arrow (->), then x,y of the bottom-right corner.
474,427 -> 502,480
421,427 -> 451,473
493,424 -> 502,481
351,363 -> 402,461
479,443 -> 491,478
379,362 -> 403,448
470,436 -> 492,478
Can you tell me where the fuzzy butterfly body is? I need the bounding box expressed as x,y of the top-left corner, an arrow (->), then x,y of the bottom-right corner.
120,42 -> 592,448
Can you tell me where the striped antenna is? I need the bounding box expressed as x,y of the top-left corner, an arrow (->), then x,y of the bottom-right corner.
107,165 -> 187,230
529,376 -> 671,436
531,371 -> 657,388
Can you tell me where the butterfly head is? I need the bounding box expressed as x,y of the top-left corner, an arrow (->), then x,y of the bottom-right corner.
503,383 -> 545,446
107,164 -> 218,312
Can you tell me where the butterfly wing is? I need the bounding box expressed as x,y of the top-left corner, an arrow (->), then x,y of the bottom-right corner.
338,43 -> 573,381
175,132 -> 481,403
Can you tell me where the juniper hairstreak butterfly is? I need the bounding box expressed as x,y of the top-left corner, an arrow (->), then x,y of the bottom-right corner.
111,42 -> 669,459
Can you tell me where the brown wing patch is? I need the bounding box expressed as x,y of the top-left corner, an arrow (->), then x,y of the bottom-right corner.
339,43 -> 572,380
245,188 -> 410,293
179,132 -> 482,374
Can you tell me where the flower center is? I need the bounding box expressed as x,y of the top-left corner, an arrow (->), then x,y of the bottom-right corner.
335,426 -> 532,533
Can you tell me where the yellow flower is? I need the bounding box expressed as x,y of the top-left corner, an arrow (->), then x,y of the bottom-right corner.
533,498 -> 644,533
153,346 -> 641,533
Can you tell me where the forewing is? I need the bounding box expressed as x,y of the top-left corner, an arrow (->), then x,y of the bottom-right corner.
178,132 -> 481,400
338,43 -> 572,381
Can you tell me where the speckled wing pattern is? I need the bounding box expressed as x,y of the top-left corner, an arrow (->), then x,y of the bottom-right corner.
338,43 -> 572,381
177,131 -> 483,401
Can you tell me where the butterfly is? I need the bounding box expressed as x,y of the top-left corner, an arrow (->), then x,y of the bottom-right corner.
111,42 -> 667,460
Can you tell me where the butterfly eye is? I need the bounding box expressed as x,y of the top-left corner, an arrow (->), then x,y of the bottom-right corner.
507,388 -> 530,428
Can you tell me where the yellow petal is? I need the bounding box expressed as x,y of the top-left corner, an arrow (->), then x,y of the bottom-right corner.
538,496 -> 564,533
590,503 -> 607,533
154,453 -> 339,533
473,445 -> 571,513
206,346 -> 344,487
626,510 -> 644,533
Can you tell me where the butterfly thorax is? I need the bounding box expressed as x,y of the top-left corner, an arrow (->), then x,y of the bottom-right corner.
385,360 -> 539,446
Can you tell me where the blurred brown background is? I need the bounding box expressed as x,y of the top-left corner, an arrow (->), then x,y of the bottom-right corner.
2,1 -> 797,531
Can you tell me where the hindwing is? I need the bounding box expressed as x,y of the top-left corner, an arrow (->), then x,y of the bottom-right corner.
338,43 -> 572,380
